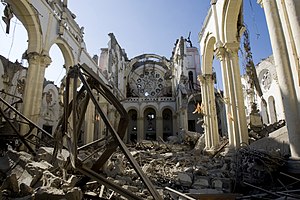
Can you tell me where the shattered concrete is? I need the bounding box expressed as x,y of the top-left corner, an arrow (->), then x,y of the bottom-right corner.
0,135 -> 299,200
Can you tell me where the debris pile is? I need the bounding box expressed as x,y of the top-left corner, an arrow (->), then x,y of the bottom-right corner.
1,138 -> 299,199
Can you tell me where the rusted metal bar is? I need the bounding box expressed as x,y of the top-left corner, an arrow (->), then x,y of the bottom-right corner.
76,164 -> 144,200
0,96 -> 54,140
77,65 -> 162,199
0,106 -> 36,155
243,182 -> 281,197
165,187 -> 196,200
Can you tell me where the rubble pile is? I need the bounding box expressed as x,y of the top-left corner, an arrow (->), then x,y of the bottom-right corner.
0,139 -> 297,199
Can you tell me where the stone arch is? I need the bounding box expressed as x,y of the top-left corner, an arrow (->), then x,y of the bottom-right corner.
6,0 -> 42,53
222,0 -> 243,43
268,96 -> 277,124
202,34 -> 216,74
52,38 -> 75,68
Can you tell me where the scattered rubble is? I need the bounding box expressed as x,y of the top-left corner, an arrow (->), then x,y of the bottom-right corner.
1,134 -> 299,200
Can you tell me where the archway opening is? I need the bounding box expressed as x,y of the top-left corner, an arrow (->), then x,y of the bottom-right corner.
128,109 -> 138,143
163,108 -> 173,140
261,100 -> 269,124
45,44 -> 65,86
144,108 -> 156,140
268,96 -> 277,124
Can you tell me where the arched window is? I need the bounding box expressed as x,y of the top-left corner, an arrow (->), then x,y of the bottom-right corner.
163,109 -> 173,140
268,96 -> 277,124
128,109 -> 138,143
261,100 -> 269,124
144,108 -> 156,140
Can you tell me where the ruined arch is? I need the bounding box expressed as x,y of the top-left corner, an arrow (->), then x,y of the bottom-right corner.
5,0 -> 42,53
222,0 -> 243,43
202,34 -> 216,74
52,38 -> 75,68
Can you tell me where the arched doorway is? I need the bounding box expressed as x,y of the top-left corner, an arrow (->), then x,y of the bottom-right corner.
162,108 -> 173,140
128,109 -> 138,143
46,44 -> 66,85
144,108 -> 156,140
261,100 -> 269,124
268,96 -> 277,124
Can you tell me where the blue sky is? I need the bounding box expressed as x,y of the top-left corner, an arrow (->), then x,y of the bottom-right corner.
0,1 -> 272,85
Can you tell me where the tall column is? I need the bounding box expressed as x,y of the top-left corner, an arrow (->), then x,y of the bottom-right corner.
199,74 -> 219,151
260,0 -> 300,158
156,116 -> 163,140
226,43 -> 248,145
137,116 -> 143,142
225,51 -> 240,147
198,75 -> 210,148
285,0 -> 300,64
216,47 -> 234,147
22,53 -> 51,134
206,74 -> 219,149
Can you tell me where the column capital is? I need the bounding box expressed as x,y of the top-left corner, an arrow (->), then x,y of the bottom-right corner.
198,75 -> 205,83
257,0 -> 263,8
224,42 -> 240,59
215,46 -> 226,60
211,0 -> 217,5
26,52 -> 52,67
224,42 -> 240,53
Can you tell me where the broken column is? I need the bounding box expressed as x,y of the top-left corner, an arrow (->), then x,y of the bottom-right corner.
259,0 -> 300,158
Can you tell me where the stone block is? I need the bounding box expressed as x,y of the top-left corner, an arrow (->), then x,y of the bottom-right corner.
19,183 -> 33,196
177,172 -> 192,187
193,176 -> 210,188
1,174 -> 19,194
64,187 -> 83,200
34,186 -> 65,200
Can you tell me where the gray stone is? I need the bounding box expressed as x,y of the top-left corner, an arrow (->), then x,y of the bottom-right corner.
193,177 -> 210,188
34,186 -> 65,200
20,183 -> 33,196
1,174 -> 19,194
64,187 -> 83,200
177,172 -> 192,186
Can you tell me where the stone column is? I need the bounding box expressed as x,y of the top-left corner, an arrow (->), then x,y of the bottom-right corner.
225,51 -> 240,147
85,100 -> 95,144
22,53 -> 51,134
260,0 -> 300,158
285,0 -> 300,65
199,75 -> 209,148
137,116 -> 143,142
216,47 -> 234,147
206,74 -> 219,149
226,43 -> 248,145
156,116 -> 163,140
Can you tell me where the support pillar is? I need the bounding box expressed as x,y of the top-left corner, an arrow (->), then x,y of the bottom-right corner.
22,53 -> 51,134
260,0 -> 300,158
226,43 -> 248,145
206,74 -> 219,149
216,47 -> 234,148
199,74 -> 219,151
156,116 -> 163,140
137,116 -> 143,142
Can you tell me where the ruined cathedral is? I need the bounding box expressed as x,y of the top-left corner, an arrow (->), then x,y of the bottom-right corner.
1,0 -> 300,199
